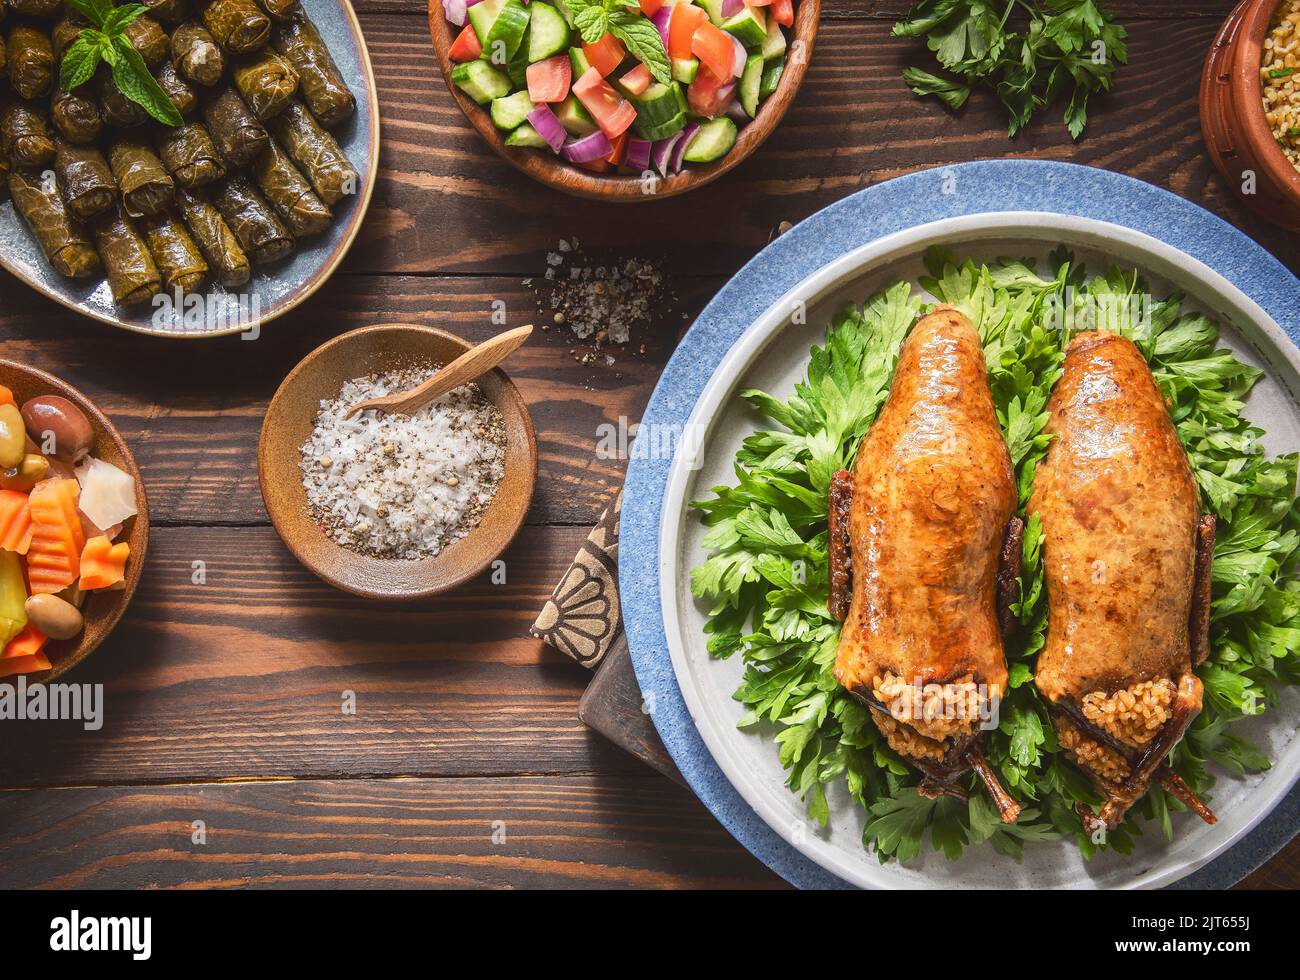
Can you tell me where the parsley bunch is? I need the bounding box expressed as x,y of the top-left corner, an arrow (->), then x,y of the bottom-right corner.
892,0 -> 1128,139
60,0 -> 182,127
691,247 -> 1299,863
566,0 -> 672,84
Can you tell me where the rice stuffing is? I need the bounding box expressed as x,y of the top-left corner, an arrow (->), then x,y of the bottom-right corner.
300,367 -> 506,560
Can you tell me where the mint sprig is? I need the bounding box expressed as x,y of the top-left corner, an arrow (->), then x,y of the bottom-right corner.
60,0 -> 182,127
568,0 -> 671,85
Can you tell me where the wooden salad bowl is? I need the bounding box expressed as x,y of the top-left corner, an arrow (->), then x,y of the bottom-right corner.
258,324 -> 538,600
1201,0 -> 1300,231
427,0 -> 820,201
0,360 -> 150,681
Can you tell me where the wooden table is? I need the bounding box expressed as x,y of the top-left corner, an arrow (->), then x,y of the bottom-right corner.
0,0 -> 1295,889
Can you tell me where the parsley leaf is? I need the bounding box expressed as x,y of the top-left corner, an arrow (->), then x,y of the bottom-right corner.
893,0 -> 1127,139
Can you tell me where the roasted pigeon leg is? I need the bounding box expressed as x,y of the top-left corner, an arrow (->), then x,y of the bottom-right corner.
828,307 -> 1022,822
1029,331 -> 1216,832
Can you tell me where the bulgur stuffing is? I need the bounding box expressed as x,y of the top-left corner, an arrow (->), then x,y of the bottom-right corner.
1056,718 -> 1131,783
1080,677 -> 1175,748
873,671 -> 992,741
300,367 -> 506,560
1263,1 -> 1300,170
872,708 -> 949,763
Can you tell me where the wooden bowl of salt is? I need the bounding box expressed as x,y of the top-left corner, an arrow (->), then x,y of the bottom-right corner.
258,324 -> 537,599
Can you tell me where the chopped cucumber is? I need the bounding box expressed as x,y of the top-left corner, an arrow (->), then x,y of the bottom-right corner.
633,111 -> 686,141
759,56 -> 784,99
452,59 -> 512,104
467,0 -> 507,45
629,82 -> 687,130
483,0 -> 530,67
699,0 -> 725,26
568,45 -> 593,77
527,3 -> 570,62
507,27 -> 532,86
552,0 -> 577,27
761,14 -> 786,60
671,57 -> 699,84
682,116 -> 736,162
490,89 -> 535,130
721,5 -> 766,48
505,122 -> 550,148
556,94 -> 598,136
739,52 -> 762,118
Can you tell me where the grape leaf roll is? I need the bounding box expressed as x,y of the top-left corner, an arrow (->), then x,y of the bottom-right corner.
51,85 -> 104,144
252,139 -> 330,236
141,211 -> 210,293
271,13 -> 355,128
255,0 -> 300,21
201,0 -> 272,55
0,100 -> 55,168
156,121 -> 227,189
98,68 -> 149,128
7,24 -> 54,101
91,206 -> 162,305
8,168 -> 102,279
172,21 -> 226,87
176,186 -> 251,287
124,15 -> 171,71
54,140 -> 117,222
267,101 -> 357,205
7,0 -> 63,15
109,139 -> 177,218
211,175 -> 293,263
154,61 -> 199,118
144,0 -> 188,23
203,85 -> 268,166
232,50 -> 297,121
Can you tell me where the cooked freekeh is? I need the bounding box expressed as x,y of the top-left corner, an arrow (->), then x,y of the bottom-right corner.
1264,0 -> 1300,170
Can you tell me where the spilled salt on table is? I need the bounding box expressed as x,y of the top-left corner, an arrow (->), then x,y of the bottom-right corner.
299,366 -> 506,560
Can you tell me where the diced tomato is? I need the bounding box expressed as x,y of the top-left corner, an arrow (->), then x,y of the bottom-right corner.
527,55 -> 572,103
691,21 -> 734,83
583,32 -> 627,77
639,0 -> 664,16
606,131 -> 628,166
772,0 -> 793,27
619,63 -> 652,96
687,64 -> 734,117
745,0 -> 773,6
448,23 -> 482,62
573,67 -> 638,138
667,3 -> 707,61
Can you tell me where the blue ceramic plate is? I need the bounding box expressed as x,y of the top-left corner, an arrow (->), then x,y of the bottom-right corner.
0,1 -> 379,338
621,160 -> 1300,889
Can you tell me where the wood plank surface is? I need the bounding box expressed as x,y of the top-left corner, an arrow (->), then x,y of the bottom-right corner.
0,0 -> 1295,889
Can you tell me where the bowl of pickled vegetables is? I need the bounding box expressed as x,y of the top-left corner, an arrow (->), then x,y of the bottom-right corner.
429,0 -> 819,200
0,360 -> 148,681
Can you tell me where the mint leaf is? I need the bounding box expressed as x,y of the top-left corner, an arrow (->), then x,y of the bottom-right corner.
110,34 -> 182,127
67,0 -> 115,27
574,6 -> 609,46
60,32 -> 105,91
610,11 -> 671,85
102,2 -> 149,36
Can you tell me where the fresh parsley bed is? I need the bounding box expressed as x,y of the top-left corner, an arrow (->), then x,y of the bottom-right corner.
690,246 -> 1299,862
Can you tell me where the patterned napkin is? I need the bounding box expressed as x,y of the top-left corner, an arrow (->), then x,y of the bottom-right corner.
530,493 -> 622,668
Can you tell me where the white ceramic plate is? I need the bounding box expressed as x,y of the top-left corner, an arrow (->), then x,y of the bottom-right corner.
657,212 -> 1300,889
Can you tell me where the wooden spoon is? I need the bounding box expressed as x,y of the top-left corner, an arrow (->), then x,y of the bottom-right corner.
344,325 -> 533,419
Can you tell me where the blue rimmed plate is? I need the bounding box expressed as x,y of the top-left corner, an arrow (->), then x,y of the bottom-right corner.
621,160 -> 1300,889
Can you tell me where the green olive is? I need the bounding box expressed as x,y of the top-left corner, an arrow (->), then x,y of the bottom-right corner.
0,453 -> 50,493
0,404 -> 26,469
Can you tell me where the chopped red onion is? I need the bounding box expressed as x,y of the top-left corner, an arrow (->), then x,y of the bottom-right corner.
527,105 -> 567,153
561,130 -> 614,163
724,99 -> 749,122
730,34 -> 746,77
625,136 -> 652,171
651,131 -> 685,175
672,122 -> 701,173
722,0 -> 744,16
443,0 -> 467,27
651,5 -> 672,46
